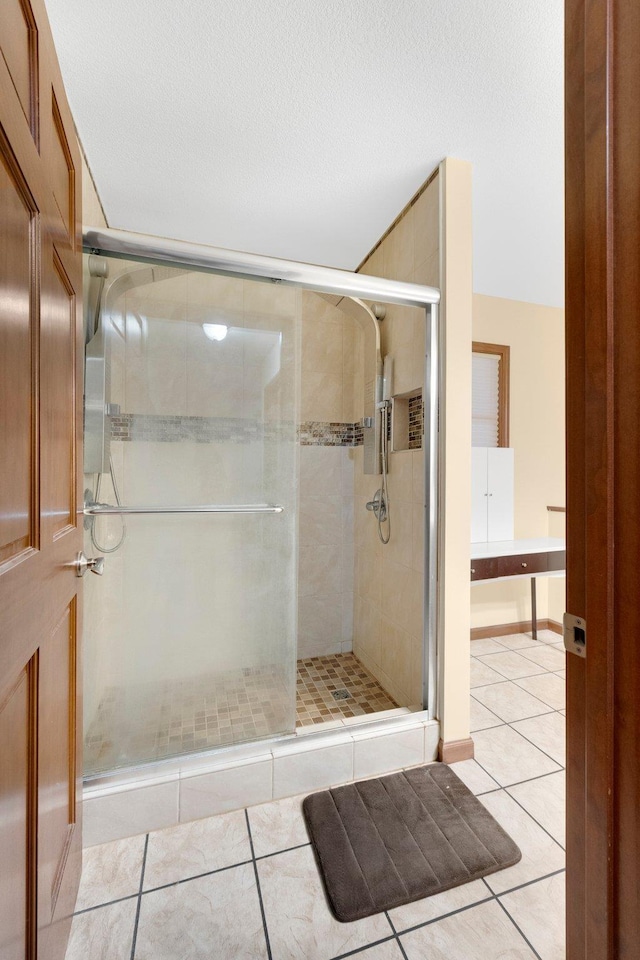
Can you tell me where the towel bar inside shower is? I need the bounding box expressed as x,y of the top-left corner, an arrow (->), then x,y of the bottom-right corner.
83,503 -> 284,515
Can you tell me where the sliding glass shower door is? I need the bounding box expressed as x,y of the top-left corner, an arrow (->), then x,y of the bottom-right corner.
83,257 -> 300,775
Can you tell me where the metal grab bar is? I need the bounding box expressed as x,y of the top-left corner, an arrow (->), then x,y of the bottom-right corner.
83,503 -> 284,516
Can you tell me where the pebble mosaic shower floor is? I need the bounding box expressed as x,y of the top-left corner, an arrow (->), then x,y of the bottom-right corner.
84,652 -> 398,775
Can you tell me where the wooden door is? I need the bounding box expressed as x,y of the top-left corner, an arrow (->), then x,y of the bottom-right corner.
565,0 -> 640,956
0,0 -> 83,957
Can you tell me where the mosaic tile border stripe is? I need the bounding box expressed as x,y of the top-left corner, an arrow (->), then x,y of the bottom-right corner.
298,421 -> 364,447
408,393 -> 423,450
110,414 -> 365,447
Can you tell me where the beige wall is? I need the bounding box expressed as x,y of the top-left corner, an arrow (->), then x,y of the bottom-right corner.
471,295 -> 565,629
81,146 -> 107,228
437,159 -> 473,746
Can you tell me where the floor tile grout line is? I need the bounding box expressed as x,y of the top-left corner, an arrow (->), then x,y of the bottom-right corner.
395,931 -> 411,960
491,634 -> 563,650
140,858 -> 255,896
477,648 -> 566,672
473,716 -> 565,776
245,809 -> 273,960
384,908 -> 411,957
255,841 -> 311,861
510,676 -> 565,712
329,934 -> 400,960
502,714 -> 567,773
493,867 -> 566,899
473,661 -> 559,684
470,724 -> 506,735
494,896 -> 544,960
470,693 -> 558,723
386,870 -> 566,946
471,747 -> 563,793
390,894 -> 496,937
512,650 -> 567,672
470,675 -> 550,691
73,892 -> 139,917
471,662 -> 565,713
502,788 -> 566,852
505,719 -> 566,771
129,833 -> 149,960
473,787 -> 505,799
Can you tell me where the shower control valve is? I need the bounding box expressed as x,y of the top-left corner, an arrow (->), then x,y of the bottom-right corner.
366,489 -> 388,523
74,551 -> 105,577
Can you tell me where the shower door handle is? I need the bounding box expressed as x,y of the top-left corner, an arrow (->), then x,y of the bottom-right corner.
74,552 -> 105,577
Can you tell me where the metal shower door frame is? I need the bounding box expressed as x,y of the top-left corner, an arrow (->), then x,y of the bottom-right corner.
83,227 -> 441,723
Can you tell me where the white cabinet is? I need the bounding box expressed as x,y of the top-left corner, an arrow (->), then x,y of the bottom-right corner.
471,447 -> 514,542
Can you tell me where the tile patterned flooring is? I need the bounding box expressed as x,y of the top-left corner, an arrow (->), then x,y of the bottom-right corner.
83,665 -> 291,775
68,631 -> 566,959
85,653 -> 396,776
296,653 -> 398,726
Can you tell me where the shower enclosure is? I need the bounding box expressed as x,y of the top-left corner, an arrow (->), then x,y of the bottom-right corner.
81,227 -> 440,780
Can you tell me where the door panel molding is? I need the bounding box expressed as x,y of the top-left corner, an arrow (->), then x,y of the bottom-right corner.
0,0 -> 40,143
0,124 -> 40,565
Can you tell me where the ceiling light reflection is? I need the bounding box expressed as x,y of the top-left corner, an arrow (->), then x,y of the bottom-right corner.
202,322 -> 228,341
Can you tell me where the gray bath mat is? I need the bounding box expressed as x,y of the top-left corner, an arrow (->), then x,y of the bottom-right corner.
302,764 -> 521,922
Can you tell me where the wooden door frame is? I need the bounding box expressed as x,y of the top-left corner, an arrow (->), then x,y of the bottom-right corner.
565,0 -> 640,956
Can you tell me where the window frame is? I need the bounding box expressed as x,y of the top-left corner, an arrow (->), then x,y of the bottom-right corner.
472,341 -> 510,447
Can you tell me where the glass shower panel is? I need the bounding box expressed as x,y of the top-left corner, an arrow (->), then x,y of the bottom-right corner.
83,258 -> 299,775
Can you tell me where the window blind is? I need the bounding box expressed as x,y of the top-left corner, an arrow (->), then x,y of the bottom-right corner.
472,352 -> 500,446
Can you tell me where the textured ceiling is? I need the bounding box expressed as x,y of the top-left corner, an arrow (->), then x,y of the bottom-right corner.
45,0 -> 564,307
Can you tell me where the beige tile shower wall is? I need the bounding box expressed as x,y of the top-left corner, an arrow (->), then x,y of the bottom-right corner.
352,174 -> 440,708
352,444 -> 425,708
300,292 -> 356,423
471,294 -> 565,630
353,158 -> 474,755
296,293 -> 357,659
298,446 -> 354,659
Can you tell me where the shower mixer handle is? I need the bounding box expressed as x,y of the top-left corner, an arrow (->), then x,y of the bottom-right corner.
366,490 -> 388,523
74,551 -> 105,577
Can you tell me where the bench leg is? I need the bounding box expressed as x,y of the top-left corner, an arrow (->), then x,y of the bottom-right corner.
531,577 -> 537,641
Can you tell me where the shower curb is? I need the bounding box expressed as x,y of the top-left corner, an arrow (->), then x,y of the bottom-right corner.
82,713 -> 440,846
